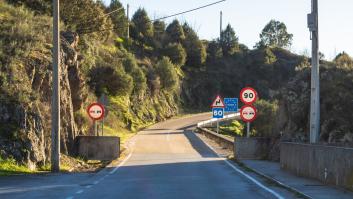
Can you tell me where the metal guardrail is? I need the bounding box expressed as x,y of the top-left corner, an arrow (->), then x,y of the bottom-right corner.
197,113 -> 241,128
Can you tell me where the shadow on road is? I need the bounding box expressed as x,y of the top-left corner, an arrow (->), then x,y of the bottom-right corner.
183,131 -> 217,158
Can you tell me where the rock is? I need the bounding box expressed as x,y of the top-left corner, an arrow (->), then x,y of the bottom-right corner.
0,31 -> 84,167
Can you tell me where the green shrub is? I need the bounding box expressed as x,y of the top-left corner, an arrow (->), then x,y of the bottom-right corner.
252,99 -> 279,137
220,120 -> 244,136
88,65 -> 133,97
155,57 -> 179,91
163,43 -> 186,66
0,156 -> 31,175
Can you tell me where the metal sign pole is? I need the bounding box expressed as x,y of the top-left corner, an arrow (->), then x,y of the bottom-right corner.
217,121 -> 219,134
247,122 -> 250,138
101,119 -> 104,136
94,120 -> 98,136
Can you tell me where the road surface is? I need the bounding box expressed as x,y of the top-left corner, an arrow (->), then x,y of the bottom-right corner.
0,113 -> 293,199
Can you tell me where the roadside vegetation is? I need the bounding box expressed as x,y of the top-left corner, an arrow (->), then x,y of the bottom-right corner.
1,0 -> 353,170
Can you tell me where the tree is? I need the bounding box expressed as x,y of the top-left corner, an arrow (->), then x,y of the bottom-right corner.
155,57 -> 178,90
252,100 -> 279,137
88,65 -> 133,97
7,0 -> 51,15
258,20 -> 293,48
182,23 -> 207,66
122,54 -> 147,95
108,0 -> 127,37
60,0 -> 112,35
153,20 -> 166,40
219,24 -> 239,56
163,43 -> 186,66
207,40 -> 223,61
130,8 -> 153,43
334,52 -> 353,69
166,19 -> 185,43
152,20 -> 166,50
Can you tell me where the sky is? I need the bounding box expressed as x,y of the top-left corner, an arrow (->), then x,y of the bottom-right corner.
103,0 -> 353,60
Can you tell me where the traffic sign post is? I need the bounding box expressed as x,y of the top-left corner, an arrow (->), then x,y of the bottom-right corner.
99,94 -> 109,136
212,107 -> 224,119
239,87 -> 258,137
212,107 -> 224,134
211,95 -> 225,134
240,87 -> 257,105
87,103 -> 105,136
211,95 -> 225,108
224,98 -> 238,113
240,105 -> 257,137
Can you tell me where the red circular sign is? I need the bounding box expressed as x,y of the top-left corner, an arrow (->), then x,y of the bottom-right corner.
240,87 -> 258,104
87,103 -> 105,120
240,105 -> 257,122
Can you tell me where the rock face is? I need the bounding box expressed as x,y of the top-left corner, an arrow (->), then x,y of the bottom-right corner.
0,32 -> 85,167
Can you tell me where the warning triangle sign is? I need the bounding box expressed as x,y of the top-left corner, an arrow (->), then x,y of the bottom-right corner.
211,95 -> 225,108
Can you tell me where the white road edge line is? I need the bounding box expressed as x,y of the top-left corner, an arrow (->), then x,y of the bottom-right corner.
109,152 -> 133,174
201,138 -> 285,199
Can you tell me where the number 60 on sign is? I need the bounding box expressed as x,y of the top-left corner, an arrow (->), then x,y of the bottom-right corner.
212,108 -> 224,119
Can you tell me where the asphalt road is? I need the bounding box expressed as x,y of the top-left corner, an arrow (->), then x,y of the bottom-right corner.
0,113 -> 291,199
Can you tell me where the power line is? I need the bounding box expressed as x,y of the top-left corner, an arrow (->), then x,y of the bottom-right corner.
79,0 -> 226,35
151,0 -> 226,22
104,7 -> 124,17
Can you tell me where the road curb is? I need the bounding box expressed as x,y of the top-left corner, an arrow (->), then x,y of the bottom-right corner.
234,160 -> 313,199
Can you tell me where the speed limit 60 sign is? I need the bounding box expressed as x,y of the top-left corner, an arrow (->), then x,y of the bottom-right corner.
240,87 -> 258,104
212,108 -> 224,119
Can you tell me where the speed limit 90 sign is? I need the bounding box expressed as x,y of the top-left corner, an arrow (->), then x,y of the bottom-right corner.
240,87 -> 257,104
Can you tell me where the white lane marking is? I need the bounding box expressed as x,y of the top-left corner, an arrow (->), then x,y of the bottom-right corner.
201,138 -> 284,199
85,185 -> 92,189
67,142 -> 135,199
167,132 -> 170,141
224,160 -> 285,199
109,152 -> 132,174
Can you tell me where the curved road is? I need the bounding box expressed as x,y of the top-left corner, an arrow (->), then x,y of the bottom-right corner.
0,113 -> 288,199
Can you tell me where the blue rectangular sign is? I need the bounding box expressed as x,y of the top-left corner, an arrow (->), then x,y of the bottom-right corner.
224,98 -> 238,112
212,108 -> 224,119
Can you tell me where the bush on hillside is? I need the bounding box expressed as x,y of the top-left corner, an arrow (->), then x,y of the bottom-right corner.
155,57 -> 179,91
251,100 -> 279,137
88,65 -> 133,97
163,43 -> 186,66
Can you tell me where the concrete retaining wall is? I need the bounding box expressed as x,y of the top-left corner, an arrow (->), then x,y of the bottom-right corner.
197,127 -> 234,151
75,136 -> 120,160
234,137 -> 270,160
280,142 -> 353,190
196,127 -> 270,160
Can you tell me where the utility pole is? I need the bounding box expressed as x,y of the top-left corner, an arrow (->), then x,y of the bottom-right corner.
51,0 -> 60,172
308,0 -> 320,143
127,4 -> 130,39
220,11 -> 223,38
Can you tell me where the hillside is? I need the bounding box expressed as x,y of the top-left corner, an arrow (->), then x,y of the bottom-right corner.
1,0 -> 353,169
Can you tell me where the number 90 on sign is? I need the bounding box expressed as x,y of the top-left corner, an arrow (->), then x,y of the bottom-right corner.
240,87 -> 257,104
212,108 -> 224,119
